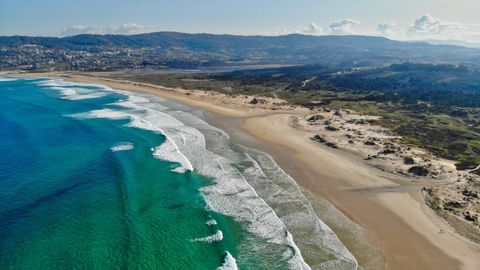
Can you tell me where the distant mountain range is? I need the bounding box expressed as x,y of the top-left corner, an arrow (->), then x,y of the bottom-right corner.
2,32 -> 480,70
423,39 -> 480,49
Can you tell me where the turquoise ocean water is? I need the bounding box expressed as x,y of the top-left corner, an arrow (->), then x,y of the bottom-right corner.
0,77 -> 357,270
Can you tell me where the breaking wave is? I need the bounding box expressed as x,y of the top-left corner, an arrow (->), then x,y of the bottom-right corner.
218,252 -> 238,270
35,78 -> 358,270
191,230 -> 224,243
110,142 -> 134,152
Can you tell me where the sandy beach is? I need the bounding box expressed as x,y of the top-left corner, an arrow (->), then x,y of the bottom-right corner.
6,71 -> 480,270
241,114 -> 479,270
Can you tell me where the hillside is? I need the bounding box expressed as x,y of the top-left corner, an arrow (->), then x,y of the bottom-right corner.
2,32 -> 480,70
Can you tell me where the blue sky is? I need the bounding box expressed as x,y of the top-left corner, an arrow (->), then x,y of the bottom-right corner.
1,0 -> 480,41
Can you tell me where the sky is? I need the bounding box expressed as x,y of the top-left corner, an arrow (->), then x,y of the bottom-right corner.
1,0 -> 480,42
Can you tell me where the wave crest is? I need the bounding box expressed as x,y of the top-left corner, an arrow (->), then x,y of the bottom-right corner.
111,142 -> 134,152
56,78 -> 358,269
191,230 -> 223,243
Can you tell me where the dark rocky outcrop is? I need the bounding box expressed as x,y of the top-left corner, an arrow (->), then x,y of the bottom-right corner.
346,119 -> 367,125
249,98 -> 266,105
310,135 -> 326,144
379,149 -> 396,155
464,211 -> 478,222
462,189 -> 479,198
445,200 -> 465,208
408,166 -> 429,176
403,156 -> 415,165
325,126 -> 339,131
310,135 -> 338,148
364,141 -> 376,146
307,115 -> 324,123
325,142 -> 338,148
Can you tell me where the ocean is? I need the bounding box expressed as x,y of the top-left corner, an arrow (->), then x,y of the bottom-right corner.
0,77 -> 357,270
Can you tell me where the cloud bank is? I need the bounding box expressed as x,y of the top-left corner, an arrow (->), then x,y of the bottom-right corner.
407,14 -> 467,40
60,23 -> 158,37
377,22 -> 398,37
61,15 -> 480,43
407,14 -> 480,43
279,14 -> 480,43
300,18 -> 360,35
328,19 -> 360,35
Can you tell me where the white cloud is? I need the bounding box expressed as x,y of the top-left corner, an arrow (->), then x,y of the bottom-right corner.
377,22 -> 396,35
405,14 -> 480,42
60,23 -> 158,37
328,19 -> 360,35
302,22 -> 327,35
289,18 -> 360,36
376,22 -> 406,40
373,15 -> 480,43
268,14 -> 480,43
407,14 -> 465,39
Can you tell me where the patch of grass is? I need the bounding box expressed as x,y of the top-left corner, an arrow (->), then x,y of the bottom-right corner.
323,99 -> 480,171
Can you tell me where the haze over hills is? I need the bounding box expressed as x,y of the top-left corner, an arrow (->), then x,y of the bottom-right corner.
2,32 -> 480,71
423,39 -> 480,49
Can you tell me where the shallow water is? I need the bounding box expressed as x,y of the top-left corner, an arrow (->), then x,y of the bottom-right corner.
0,77 -> 356,269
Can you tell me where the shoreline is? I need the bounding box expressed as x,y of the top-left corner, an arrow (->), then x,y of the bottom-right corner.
5,71 -> 480,270
239,114 -> 479,270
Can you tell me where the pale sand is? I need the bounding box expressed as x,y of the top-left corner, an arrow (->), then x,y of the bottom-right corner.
241,114 -> 480,270
7,72 -> 480,270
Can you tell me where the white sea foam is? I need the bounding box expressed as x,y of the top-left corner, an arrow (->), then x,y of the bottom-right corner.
218,252 -> 238,270
107,93 -> 311,269
54,78 -> 357,269
71,109 -> 129,120
191,230 -> 223,243
56,87 -> 107,100
146,96 -> 357,269
0,77 -> 18,82
153,140 -> 193,172
34,78 -> 111,100
111,142 -> 134,152
206,219 -> 217,226
35,78 -> 112,91
71,91 -> 308,266
70,107 -> 193,173
236,147 -> 358,269
125,95 -> 150,103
